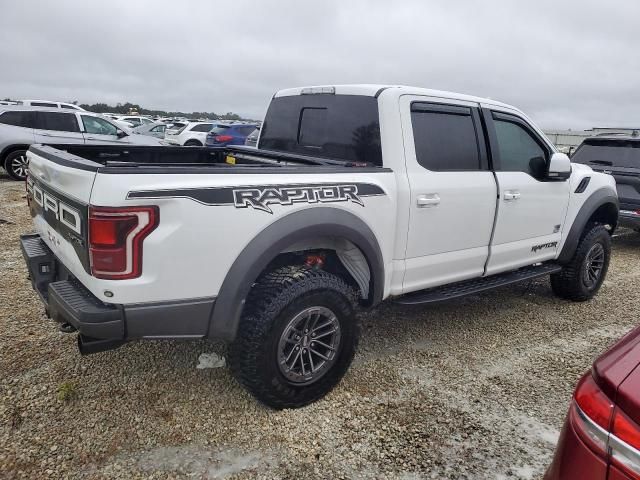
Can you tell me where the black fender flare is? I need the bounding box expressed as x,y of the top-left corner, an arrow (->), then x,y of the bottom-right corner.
557,188 -> 619,264
208,207 -> 385,341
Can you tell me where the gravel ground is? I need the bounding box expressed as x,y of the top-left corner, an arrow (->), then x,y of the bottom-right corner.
1,174 -> 639,480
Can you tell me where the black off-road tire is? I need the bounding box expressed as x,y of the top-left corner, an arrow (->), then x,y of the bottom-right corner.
228,265 -> 359,409
4,149 -> 29,180
551,223 -> 611,301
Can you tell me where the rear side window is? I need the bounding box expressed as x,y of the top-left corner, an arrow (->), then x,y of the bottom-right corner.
38,112 -> 80,132
211,126 -> 230,134
260,94 -> 382,166
0,111 -> 37,128
190,124 -> 213,132
572,140 -> 640,169
410,103 -> 482,171
61,104 -> 75,109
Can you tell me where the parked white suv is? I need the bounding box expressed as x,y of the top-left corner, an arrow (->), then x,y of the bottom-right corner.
0,107 -> 164,180
164,121 -> 216,146
17,100 -> 85,111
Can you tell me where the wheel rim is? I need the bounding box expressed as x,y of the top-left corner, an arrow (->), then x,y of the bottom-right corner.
277,306 -> 342,386
583,243 -> 605,289
11,153 -> 29,178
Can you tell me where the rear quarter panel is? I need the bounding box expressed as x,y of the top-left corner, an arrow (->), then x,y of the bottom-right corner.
86,170 -> 398,305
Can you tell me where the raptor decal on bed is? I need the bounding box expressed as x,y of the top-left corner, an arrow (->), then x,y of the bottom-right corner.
127,183 -> 385,214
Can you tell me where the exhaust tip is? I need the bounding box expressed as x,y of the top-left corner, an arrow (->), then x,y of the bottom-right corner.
77,335 -> 125,355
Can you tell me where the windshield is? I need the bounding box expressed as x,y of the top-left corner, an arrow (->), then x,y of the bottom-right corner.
573,140 -> 640,169
259,94 -> 382,166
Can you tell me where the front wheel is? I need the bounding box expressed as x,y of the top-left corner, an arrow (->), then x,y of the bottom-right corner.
228,265 -> 359,409
551,223 -> 611,301
4,150 -> 29,180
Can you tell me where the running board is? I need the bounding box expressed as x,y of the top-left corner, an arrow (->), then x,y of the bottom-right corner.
394,263 -> 563,305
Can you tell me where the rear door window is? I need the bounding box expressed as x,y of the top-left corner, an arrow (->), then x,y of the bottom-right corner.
260,94 -> 382,166
0,111 -> 37,128
410,103 -> 483,171
190,124 -> 213,132
37,112 -> 80,132
572,140 -> 640,169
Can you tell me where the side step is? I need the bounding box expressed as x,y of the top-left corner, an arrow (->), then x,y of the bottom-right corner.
394,263 -> 563,305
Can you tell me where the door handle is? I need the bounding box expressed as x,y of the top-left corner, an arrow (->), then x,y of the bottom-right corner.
417,194 -> 441,207
503,190 -> 521,201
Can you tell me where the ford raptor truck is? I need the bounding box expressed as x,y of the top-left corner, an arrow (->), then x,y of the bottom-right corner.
20,85 -> 619,409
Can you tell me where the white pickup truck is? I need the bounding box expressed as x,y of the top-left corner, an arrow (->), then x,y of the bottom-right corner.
20,85 -> 619,409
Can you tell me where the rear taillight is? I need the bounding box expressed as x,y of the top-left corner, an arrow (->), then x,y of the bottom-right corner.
611,407 -> 640,477
88,206 -> 158,280
572,372 -> 640,478
214,135 -> 233,143
572,373 -> 614,454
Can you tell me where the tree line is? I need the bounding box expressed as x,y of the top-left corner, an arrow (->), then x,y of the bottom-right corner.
77,102 -> 244,120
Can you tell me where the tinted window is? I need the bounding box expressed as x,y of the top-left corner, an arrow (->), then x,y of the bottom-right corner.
0,111 -> 37,128
61,104 -> 75,109
572,140 -> 640,169
260,94 -> 382,165
151,125 -> 166,133
82,115 -> 118,135
238,126 -> 257,135
411,103 -> 481,171
38,112 -> 79,132
32,102 -> 57,108
211,125 -> 230,134
493,115 -> 547,176
190,123 -> 213,132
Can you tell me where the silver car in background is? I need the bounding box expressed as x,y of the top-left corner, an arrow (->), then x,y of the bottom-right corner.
0,106 -> 165,180
132,122 -> 167,139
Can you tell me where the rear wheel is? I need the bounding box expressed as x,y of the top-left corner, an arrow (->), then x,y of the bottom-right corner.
4,150 -> 29,180
184,140 -> 202,147
551,223 -> 611,301
228,265 -> 359,409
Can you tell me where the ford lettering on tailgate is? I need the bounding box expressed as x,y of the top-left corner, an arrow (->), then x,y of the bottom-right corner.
26,176 -> 91,272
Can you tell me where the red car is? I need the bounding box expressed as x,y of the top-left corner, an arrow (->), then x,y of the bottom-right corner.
546,325 -> 640,479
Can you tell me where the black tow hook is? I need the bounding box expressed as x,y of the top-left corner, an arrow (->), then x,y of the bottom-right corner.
77,335 -> 125,355
59,322 -> 77,334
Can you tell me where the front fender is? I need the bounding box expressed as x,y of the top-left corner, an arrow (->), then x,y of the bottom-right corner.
557,187 -> 619,264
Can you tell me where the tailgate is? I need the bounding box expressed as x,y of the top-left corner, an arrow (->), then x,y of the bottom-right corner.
26,145 -> 99,277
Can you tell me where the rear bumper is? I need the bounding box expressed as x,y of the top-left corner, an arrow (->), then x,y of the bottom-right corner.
20,234 -> 216,344
21,233 -> 125,340
619,210 -> 640,230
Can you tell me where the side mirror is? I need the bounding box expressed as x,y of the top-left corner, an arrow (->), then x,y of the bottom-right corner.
547,152 -> 571,181
116,129 -> 128,138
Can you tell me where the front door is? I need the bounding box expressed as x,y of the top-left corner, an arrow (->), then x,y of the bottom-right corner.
483,107 -> 570,274
81,114 -> 129,144
400,96 -> 497,293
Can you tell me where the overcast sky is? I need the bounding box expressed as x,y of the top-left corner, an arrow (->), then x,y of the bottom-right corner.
1,0 -> 638,129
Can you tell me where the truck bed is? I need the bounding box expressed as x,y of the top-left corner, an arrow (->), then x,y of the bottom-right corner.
30,144 -> 385,174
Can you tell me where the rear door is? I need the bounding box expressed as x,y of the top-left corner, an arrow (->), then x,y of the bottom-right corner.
400,96 -> 497,292
34,111 -> 85,144
482,107 -> 570,274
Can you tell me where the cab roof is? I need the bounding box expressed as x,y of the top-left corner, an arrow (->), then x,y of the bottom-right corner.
274,84 -> 518,111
